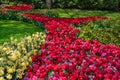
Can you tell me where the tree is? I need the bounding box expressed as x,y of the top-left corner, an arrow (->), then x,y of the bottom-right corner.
115,0 -> 119,11
46,0 -> 51,9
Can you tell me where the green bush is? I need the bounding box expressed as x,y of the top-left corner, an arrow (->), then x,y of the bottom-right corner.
77,19 -> 120,47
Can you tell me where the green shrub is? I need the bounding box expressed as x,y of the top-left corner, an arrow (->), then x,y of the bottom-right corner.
77,19 -> 120,47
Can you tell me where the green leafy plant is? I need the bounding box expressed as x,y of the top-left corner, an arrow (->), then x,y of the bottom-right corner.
43,11 -> 59,18
32,20 -> 45,30
0,11 -> 18,20
77,19 -> 120,47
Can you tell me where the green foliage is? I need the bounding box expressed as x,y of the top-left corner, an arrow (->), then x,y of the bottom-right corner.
32,20 -> 45,30
6,0 -> 119,11
31,0 -> 46,9
0,11 -> 33,23
0,0 -> 10,4
102,0 -> 116,10
52,0 -> 79,8
78,0 -> 98,9
31,9 -> 120,19
20,16 -> 32,23
43,11 -> 59,18
21,0 -> 46,9
78,0 -> 119,10
0,11 -> 19,20
77,19 -> 120,47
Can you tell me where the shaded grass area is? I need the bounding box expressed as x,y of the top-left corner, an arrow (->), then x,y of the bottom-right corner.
30,9 -> 120,19
0,20 -> 43,44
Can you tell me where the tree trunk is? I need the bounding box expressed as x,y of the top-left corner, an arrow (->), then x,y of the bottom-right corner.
46,0 -> 51,9
115,0 -> 119,11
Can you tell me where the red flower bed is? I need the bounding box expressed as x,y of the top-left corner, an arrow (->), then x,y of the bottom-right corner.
4,4 -> 33,11
23,14 -> 120,80
22,13 -> 107,25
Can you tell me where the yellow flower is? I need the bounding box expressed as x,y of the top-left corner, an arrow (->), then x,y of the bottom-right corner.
17,74 -> 23,79
14,51 -> 21,58
21,62 -> 27,67
23,56 -> 28,60
0,67 -> 4,76
7,61 -> 14,66
21,67 -> 27,71
11,41 -> 17,45
6,74 -> 12,79
8,54 -> 17,61
21,61 -> 29,67
41,39 -> 46,43
28,57 -> 32,62
7,68 -> 14,73
16,69 -> 21,73
25,61 -> 29,66
21,48 -> 27,53
2,47 -> 8,51
0,58 -> 4,61
0,77 -> 5,80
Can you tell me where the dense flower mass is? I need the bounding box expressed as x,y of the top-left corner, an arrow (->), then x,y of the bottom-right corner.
22,13 -> 107,25
23,14 -> 120,80
4,4 -> 33,11
0,32 -> 46,80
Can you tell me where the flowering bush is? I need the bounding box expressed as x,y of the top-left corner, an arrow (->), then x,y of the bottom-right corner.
23,15 -> 120,80
0,32 -> 46,80
4,4 -> 33,11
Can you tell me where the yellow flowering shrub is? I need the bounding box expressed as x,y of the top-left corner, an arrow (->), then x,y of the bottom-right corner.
0,32 -> 46,80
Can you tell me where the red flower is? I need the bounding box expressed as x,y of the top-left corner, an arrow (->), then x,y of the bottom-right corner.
23,14 -> 120,80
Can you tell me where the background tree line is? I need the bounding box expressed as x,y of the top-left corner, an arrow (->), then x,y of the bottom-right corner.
0,0 -> 120,11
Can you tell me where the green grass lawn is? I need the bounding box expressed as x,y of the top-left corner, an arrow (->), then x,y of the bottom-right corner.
0,20 -> 43,45
30,9 -> 120,19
